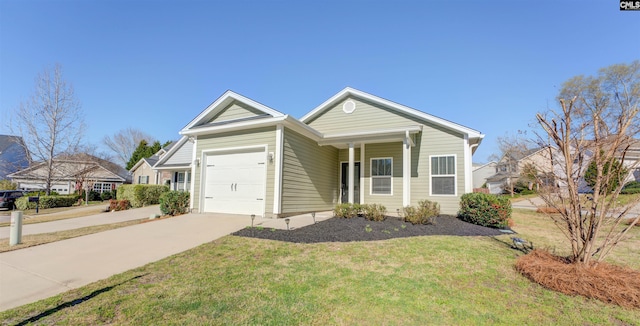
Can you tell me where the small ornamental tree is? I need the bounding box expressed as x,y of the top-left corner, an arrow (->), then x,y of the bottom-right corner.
533,61 -> 640,266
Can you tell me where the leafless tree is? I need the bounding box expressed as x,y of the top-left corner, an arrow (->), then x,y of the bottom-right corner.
102,127 -> 155,167
533,61 -> 640,266
489,131 -> 538,196
7,64 -> 85,195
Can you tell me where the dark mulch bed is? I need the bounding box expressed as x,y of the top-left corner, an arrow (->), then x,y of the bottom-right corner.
232,215 -> 509,243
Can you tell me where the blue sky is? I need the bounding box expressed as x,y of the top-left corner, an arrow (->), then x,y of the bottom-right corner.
1,0 -> 638,164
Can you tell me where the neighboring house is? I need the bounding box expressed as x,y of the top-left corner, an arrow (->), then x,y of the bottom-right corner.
128,139 -> 194,192
472,162 -> 496,189
621,140 -> 640,184
178,87 -> 484,217
0,135 -> 30,180
153,136 -> 194,191
8,153 -> 131,194
485,147 -> 553,194
129,154 -> 160,185
129,143 -> 173,185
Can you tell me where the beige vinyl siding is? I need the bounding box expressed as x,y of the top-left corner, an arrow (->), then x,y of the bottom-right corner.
361,143 -> 404,211
338,148 -> 361,162
410,122 -> 466,214
281,129 -> 339,215
208,101 -> 268,123
131,162 -> 154,184
307,96 -> 423,134
193,127 -> 276,217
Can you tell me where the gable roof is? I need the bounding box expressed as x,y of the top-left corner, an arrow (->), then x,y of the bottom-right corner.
128,141 -> 178,173
0,135 -> 31,179
182,90 -> 286,132
154,135 -> 193,168
9,153 -> 130,183
473,161 -> 497,171
300,87 -> 484,141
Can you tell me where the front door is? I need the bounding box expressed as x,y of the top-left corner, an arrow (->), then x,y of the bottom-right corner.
341,162 -> 360,204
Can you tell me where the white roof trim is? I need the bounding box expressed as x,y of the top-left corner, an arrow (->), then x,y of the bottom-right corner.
154,136 -> 192,167
182,90 -> 286,132
301,87 -> 483,139
153,165 -> 191,170
180,116 -> 288,136
129,158 -> 151,173
319,126 -> 422,147
472,161 -> 497,171
323,125 -> 422,139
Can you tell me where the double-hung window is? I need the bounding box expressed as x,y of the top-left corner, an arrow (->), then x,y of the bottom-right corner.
138,175 -> 149,184
431,155 -> 456,195
371,158 -> 392,195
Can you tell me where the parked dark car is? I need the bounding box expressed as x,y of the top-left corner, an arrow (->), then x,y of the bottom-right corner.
0,190 -> 26,210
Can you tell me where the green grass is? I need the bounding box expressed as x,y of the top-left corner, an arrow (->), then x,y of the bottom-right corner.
1,211 -> 639,325
0,202 -> 107,227
0,219 -> 145,253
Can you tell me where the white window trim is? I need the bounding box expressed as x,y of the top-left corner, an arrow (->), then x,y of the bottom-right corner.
370,157 -> 393,196
429,154 -> 457,196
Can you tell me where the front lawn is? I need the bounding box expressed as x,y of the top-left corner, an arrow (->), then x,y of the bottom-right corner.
1,210 -> 639,325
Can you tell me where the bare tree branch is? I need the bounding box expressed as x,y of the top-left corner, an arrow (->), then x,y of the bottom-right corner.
102,127 -> 155,167
7,64 -> 85,195
533,61 -> 640,265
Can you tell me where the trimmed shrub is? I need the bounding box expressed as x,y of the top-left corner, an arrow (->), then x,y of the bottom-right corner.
361,204 -> 387,221
15,197 -> 32,210
109,199 -> 130,211
333,203 -> 358,218
100,191 -> 113,201
622,181 -> 640,194
458,192 -> 511,228
15,195 -> 80,210
403,200 -> 439,225
159,191 -> 190,216
26,191 -> 59,196
117,184 -> 169,208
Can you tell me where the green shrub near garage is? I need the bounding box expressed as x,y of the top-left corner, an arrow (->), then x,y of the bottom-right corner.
15,194 -> 81,210
159,191 -> 190,216
117,184 -> 169,208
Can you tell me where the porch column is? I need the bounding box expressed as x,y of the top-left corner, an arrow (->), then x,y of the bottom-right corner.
183,170 -> 188,191
360,143 -> 365,204
348,143 -> 355,204
403,131 -> 412,207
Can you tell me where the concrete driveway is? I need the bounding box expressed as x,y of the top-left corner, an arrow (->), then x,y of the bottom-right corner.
0,212 -> 251,311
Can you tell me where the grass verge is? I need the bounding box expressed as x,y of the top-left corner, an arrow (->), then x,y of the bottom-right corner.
0,204 -> 108,227
0,219 -> 145,253
1,209 -> 638,325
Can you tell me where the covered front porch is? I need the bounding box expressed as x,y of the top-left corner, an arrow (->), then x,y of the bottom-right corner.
321,126 -> 422,210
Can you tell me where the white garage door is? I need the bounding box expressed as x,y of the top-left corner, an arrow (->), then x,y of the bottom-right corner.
203,149 -> 266,216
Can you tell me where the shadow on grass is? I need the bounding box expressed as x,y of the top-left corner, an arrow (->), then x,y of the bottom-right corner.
14,274 -> 146,326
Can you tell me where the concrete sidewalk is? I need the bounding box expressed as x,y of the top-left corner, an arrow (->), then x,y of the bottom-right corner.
0,205 -> 161,239
0,212 -> 252,311
511,196 -> 546,210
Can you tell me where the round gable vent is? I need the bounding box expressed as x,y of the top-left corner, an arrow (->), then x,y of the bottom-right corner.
342,100 -> 356,114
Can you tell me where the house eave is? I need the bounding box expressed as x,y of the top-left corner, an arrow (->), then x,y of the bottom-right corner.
318,126 -> 422,147
182,90 -> 286,131
180,116 -> 288,136
153,136 -> 192,167
154,164 -> 191,170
